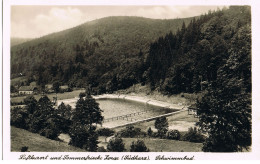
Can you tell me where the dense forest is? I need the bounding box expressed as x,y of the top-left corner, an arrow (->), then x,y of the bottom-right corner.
11,16 -> 193,92
11,6 -> 251,97
145,6 -> 251,95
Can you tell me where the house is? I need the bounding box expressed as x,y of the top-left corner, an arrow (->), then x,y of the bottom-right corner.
188,104 -> 198,117
19,86 -> 38,95
45,84 -> 54,93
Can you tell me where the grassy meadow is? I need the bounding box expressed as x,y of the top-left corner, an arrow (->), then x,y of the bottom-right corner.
11,126 -> 85,152
11,89 -> 85,103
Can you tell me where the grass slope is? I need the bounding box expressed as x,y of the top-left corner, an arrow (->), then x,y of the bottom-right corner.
11,126 -> 86,152
11,89 -> 85,103
122,138 -> 202,152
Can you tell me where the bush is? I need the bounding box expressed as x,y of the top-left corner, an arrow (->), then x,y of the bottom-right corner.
97,128 -> 115,137
167,129 -> 181,140
11,107 -> 29,129
182,127 -> 205,143
130,140 -> 149,152
21,146 -> 29,152
147,127 -> 153,137
97,146 -> 107,152
107,137 -> 125,152
79,92 -> 86,98
116,125 -> 146,138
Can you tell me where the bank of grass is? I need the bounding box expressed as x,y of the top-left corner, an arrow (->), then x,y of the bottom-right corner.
11,126 -> 85,152
11,89 -> 85,104
116,84 -> 202,106
122,138 -> 202,152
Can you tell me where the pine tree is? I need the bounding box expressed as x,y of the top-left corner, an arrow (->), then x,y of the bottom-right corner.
155,116 -> 168,138
69,94 -> 103,151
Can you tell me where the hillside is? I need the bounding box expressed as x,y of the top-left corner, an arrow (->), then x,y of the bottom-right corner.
11,126 -> 85,152
11,16 -> 193,88
11,6 -> 251,96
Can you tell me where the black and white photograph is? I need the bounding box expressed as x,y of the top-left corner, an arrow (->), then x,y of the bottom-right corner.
2,0 -> 260,160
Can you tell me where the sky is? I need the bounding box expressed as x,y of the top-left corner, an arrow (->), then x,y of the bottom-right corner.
11,6 -> 225,38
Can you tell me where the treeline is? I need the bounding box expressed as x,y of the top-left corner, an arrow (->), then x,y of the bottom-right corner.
144,6 -> 251,94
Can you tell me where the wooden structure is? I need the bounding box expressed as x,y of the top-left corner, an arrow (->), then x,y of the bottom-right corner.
188,104 -> 198,117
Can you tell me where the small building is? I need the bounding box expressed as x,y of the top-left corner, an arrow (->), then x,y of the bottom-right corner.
60,85 -> 71,92
188,104 -> 198,117
19,86 -> 38,95
45,84 -> 54,93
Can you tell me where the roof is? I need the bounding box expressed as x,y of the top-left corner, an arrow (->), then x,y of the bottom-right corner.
60,85 -> 69,89
45,84 -> 53,89
19,86 -> 37,91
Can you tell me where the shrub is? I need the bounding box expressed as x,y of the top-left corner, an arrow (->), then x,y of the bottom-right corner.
182,127 -> 205,143
97,146 -> 107,152
97,128 -> 115,137
130,140 -> 149,152
116,125 -> 146,138
79,92 -> 86,98
107,137 -> 125,152
21,146 -> 29,152
167,129 -> 181,140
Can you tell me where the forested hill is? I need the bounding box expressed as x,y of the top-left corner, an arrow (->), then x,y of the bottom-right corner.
11,16 -> 193,88
144,6 -> 251,94
11,6 -> 251,96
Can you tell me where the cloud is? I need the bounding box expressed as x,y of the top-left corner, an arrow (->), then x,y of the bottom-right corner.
29,7 -> 86,37
11,6 -> 225,38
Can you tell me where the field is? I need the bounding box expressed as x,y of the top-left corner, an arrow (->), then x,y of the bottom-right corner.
11,89 -> 85,103
11,126 -> 85,152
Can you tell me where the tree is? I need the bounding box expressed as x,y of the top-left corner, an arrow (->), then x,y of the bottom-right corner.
147,127 -> 153,137
52,81 -> 61,93
28,95 -> 54,133
196,25 -> 251,152
107,137 -> 125,152
182,127 -> 205,143
11,85 -> 17,93
72,95 -> 103,125
155,116 -> 168,138
130,140 -> 149,152
56,102 -> 72,120
11,107 -> 29,129
69,123 -> 99,151
167,129 -> 181,140
69,94 -> 103,151
24,95 -> 37,114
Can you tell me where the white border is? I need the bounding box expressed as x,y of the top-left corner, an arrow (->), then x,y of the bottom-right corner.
3,0 -> 260,161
